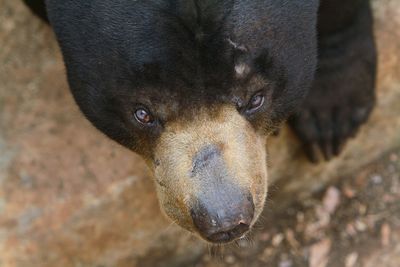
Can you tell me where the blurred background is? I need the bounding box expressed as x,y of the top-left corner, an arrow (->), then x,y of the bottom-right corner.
0,0 -> 399,266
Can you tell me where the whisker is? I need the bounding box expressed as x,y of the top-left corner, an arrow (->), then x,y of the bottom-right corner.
158,221 -> 176,237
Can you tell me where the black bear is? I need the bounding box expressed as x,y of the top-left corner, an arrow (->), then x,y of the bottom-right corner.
23,0 -> 376,243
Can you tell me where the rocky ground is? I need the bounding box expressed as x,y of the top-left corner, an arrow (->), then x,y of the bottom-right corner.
195,149 -> 400,267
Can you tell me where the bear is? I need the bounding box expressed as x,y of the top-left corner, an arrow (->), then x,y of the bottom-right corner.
23,0 -> 376,244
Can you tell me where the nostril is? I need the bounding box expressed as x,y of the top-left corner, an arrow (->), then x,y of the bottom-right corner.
190,193 -> 255,243
232,222 -> 250,236
207,222 -> 250,243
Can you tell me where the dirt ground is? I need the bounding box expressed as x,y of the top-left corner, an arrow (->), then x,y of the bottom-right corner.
188,149 -> 400,267
190,149 -> 400,267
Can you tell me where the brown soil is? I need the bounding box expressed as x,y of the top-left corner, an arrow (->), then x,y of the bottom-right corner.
195,149 -> 400,267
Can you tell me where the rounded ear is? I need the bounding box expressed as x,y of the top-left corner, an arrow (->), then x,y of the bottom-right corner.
22,0 -> 49,23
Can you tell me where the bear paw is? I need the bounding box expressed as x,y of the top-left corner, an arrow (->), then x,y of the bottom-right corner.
289,3 -> 377,163
289,103 -> 374,163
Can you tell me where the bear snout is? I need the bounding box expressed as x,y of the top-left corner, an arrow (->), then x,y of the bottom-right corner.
190,192 -> 255,244
153,106 -> 267,239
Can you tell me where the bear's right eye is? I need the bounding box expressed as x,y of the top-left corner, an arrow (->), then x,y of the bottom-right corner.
134,108 -> 154,125
245,92 -> 265,115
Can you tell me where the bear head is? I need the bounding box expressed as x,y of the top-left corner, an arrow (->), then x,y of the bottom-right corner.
47,0 -> 318,243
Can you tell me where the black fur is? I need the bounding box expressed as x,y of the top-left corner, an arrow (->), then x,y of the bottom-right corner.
289,0 -> 377,162
23,0 -> 376,162
23,0 -> 49,22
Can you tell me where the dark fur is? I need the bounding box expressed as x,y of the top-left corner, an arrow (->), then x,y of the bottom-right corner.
23,0 -> 49,22
289,0 -> 377,162
23,0 -> 376,161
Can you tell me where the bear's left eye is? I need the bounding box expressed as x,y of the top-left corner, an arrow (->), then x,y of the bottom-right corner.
134,108 -> 154,125
246,93 -> 265,114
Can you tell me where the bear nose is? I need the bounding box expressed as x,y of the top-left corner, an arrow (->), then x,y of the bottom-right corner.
190,195 -> 255,243
190,144 -> 255,243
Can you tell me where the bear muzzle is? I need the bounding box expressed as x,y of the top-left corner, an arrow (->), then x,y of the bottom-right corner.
190,144 -> 255,243
152,105 -> 268,243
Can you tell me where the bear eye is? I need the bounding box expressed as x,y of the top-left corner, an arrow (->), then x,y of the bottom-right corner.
246,93 -> 265,114
134,108 -> 154,125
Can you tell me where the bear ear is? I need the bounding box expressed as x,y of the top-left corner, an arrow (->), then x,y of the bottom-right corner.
227,38 -> 252,79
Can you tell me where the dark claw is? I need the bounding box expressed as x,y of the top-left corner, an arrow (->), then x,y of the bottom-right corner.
332,109 -> 350,156
304,142 -> 320,164
290,103 -> 373,163
315,111 -> 333,161
321,142 -> 333,161
352,107 -> 370,124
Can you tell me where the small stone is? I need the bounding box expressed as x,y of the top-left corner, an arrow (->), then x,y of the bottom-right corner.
259,232 -> 271,242
358,204 -> 368,215
322,187 -> 341,215
285,229 -> 300,251
343,185 -> 356,199
259,248 -> 274,263
297,212 -> 305,223
381,223 -> 391,246
383,194 -> 396,203
371,174 -> 383,184
279,259 -> 293,267
309,239 -> 331,267
315,206 -> 331,227
355,220 -> 367,232
345,252 -> 358,267
272,233 -> 284,247
346,223 -> 357,237
225,255 -> 236,264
